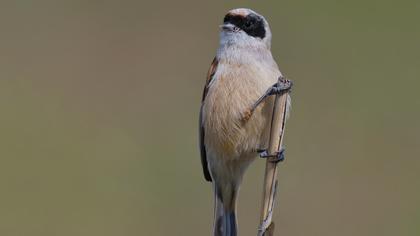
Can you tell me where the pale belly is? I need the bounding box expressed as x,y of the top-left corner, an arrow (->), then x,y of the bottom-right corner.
202,63 -> 280,159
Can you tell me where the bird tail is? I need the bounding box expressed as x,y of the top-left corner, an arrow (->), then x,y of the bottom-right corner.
213,185 -> 238,236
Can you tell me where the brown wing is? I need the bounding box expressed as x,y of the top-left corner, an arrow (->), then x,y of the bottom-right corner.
199,57 -> 218,182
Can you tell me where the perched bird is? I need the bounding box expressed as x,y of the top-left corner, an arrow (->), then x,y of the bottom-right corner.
199,8 -> 291,236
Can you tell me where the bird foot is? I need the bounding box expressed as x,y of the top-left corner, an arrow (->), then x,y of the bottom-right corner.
258,148 -> 285,163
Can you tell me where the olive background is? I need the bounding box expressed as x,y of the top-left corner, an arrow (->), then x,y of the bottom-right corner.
1,1 -> 419,236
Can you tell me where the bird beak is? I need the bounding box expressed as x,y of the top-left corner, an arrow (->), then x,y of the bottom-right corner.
220,23 -> 237,32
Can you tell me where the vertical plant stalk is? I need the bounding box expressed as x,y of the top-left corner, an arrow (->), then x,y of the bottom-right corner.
257,82 -> 289,236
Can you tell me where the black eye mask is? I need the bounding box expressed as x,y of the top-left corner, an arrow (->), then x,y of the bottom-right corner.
223,13 -> 266,39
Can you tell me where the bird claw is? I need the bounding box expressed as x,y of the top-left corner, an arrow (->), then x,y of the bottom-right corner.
258,148 -> 285,163
268,78 -> 293,95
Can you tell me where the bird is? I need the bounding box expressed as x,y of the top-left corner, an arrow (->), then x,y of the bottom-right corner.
199,8 -> 291,236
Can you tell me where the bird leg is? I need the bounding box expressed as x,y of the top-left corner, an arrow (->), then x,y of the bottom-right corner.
241,77 -> 292,122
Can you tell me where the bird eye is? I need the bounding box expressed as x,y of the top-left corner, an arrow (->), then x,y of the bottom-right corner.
245,20 -> 254,28
233,26 -> 240,32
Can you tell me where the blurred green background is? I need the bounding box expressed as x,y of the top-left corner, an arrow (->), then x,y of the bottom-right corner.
1,1 -> 419,235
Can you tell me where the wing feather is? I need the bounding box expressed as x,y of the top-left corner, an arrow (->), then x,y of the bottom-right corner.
199,57 -> 218,182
